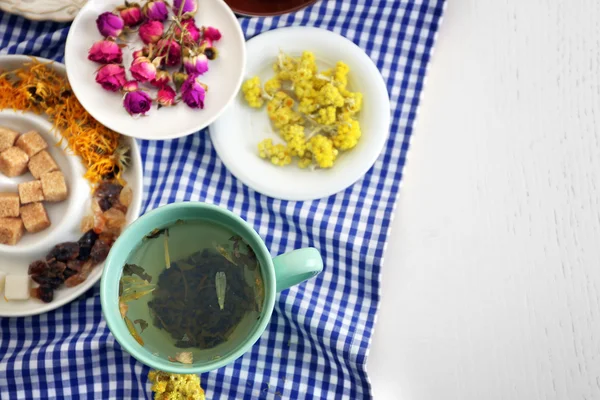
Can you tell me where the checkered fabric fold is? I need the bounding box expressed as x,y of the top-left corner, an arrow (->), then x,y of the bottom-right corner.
0,1 -> 444,398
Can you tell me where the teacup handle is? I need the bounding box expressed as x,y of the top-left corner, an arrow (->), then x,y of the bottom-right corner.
272,248 -> 323,292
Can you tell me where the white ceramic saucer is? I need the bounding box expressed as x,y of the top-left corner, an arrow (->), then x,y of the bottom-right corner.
210,26 -> 391,201
65,0 -> 246,140
0,56 -> 143,317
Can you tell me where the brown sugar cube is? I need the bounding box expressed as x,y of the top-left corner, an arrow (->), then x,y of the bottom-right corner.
0,193 -> 20,217
0,127 -> 19,152
18,181 -> 44,204
15,130 -> 48,157
0,217 -> 24,245
28,150 -> 58,179
40,171 -> 68,202
0,147 -> 29,177
20,202 -> 50,233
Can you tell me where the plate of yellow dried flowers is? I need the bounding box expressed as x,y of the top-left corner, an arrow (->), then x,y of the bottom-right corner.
64,0 -> 245,140
0,56 -> 143,317
210,26 -> 390,201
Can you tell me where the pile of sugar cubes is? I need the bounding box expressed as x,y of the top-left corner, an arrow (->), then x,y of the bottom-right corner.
0,127 -> 68,245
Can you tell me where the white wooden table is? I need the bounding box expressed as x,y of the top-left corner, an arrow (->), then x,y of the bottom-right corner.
367,0 -> 600,398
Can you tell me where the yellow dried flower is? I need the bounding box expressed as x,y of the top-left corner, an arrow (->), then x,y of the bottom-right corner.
241,76 -> 264,108
298,96 -> 319,114
258,139 -> 292,166
281,124 -> 307,157
316,106 -> 337,125
148,371 -> 205,400
316,83 -> 345,108
294,81 -> 316,100
332,119 -> 361,150
308,134 -> 338,168
301,51 -> 318,74
297,153 -> 313,169
264,77 -> 281,96
333,61 -> 350,89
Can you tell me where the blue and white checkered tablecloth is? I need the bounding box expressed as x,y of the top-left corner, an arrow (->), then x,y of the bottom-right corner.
0,1 -> 444,398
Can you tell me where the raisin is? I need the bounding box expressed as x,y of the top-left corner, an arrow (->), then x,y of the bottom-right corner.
63,268 -> 77,279
65,274 -> 85,287
32,286 -> 54,303
95,183 -> 123,211
67,259 -> 85,272
28,260 -> 48,275
90,238 -> 111,263
98,198 -> 112,212
31,274 -> 62,289
78,230 -> 99,261
46,242 -> 80,262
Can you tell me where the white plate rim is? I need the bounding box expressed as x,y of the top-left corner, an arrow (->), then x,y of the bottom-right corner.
0,55 -> 143,317
64,0 -> 247,140
0,0 -> 87,22
209,26 -> 391,201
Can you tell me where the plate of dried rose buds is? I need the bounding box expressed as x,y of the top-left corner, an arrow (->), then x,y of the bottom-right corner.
65,0 -> 246,140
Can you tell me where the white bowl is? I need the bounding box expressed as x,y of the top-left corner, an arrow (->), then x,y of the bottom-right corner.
0,56 -> 143,317
65,0 -> 246,140
210,27 -> 391,201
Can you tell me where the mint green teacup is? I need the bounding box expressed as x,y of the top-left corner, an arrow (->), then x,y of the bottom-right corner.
100,202 -> 323,374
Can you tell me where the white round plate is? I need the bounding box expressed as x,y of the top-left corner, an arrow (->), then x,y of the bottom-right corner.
0,0 -> 87,22
0,56 -> 143,317
65,0 -> 246,140
210,27 -> 390,201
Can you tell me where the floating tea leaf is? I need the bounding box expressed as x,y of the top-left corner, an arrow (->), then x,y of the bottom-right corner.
214,242 -> 237,265
134,319 -> 149,333
120,286 -> 155,302
119,301 -> 129,318
215,271 -> 226,310
254,270 -> 264,312
164,230 -> 171,269
169,351 -> 193,364
145,227 -> 167,239
178,261 -> 196,271
125,316 -> 144,346
123,263 -> 152,282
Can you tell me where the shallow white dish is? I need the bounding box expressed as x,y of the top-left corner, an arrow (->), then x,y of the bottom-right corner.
210,26 -> 390,201
64,0 -> 246,140
0,0 -> 86,22
0,56 -> 143,317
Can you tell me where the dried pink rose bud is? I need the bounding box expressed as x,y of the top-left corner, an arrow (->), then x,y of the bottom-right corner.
150,70 -> 171,88
96,12 -> 124,38
183,52 -> 208,76
203,26 -> 222,42
175,18 -> 200,45
122,80 -> 139,92
139,20 -> 164,44
181,75 -> 206,109
130,56 -> 157,82
123,89 -> 152,116
132,47 -> 148,60
143,0 -> 169,21
117,2 -> 143,27
156,39 -> 181,67
95,64 -> 127,92
88,39 -> 123,64
157,85 -> 177,107
172,71 -> 188,91
173,0 -> 197,18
